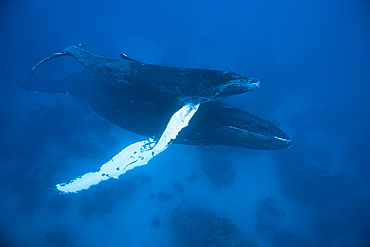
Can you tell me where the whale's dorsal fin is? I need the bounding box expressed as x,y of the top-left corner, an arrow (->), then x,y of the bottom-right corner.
120,53 -> 137,61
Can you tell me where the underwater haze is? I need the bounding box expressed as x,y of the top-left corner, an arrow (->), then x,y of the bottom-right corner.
1,0 -> 370,246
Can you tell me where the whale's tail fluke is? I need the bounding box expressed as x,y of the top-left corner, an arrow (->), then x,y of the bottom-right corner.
31,43 -> 88,76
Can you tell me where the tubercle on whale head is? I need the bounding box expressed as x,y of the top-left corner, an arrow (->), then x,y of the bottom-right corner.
178,74 -> 260,104
219,72 -> 260,97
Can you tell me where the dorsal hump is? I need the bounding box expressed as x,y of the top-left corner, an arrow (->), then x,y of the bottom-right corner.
120,53 -> 137,61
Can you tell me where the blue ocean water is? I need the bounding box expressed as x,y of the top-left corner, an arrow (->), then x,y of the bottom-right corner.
0,0 -> 369,246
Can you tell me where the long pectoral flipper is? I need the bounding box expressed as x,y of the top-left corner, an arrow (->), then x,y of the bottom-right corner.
56,103 -> 199,194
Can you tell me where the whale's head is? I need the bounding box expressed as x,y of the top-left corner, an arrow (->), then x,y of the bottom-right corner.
178,70 -> 260,105
190,70 -> 260,104
217,71 -> 260,97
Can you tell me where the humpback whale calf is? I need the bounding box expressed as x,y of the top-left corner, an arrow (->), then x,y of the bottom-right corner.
22,44 -> 291,193
31,44 -> 260,105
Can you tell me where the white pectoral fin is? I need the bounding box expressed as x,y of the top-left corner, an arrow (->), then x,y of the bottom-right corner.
56,103 -> 200,194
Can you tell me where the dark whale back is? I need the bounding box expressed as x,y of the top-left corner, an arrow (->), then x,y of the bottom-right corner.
31,45 -> 260,105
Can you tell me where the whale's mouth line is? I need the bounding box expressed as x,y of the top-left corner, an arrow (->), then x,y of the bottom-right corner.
227,126 -> 292,145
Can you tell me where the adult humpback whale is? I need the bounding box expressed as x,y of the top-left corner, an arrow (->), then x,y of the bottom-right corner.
23,44 -> 291,193
19,70 -> 291,150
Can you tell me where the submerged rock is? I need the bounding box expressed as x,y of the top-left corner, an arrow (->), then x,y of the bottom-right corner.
200,146 -> 236,188
171,207 -> 241,247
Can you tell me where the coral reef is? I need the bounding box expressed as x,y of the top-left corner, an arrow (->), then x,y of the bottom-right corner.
171,207 -> 241,247
199,146 -> 236,188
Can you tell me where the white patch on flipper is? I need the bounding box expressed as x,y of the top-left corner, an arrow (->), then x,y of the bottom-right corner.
56,103 -> 199,194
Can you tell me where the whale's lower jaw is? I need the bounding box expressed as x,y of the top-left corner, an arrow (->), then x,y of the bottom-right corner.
217,126 -> 292,150
174,126 -> 291,150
